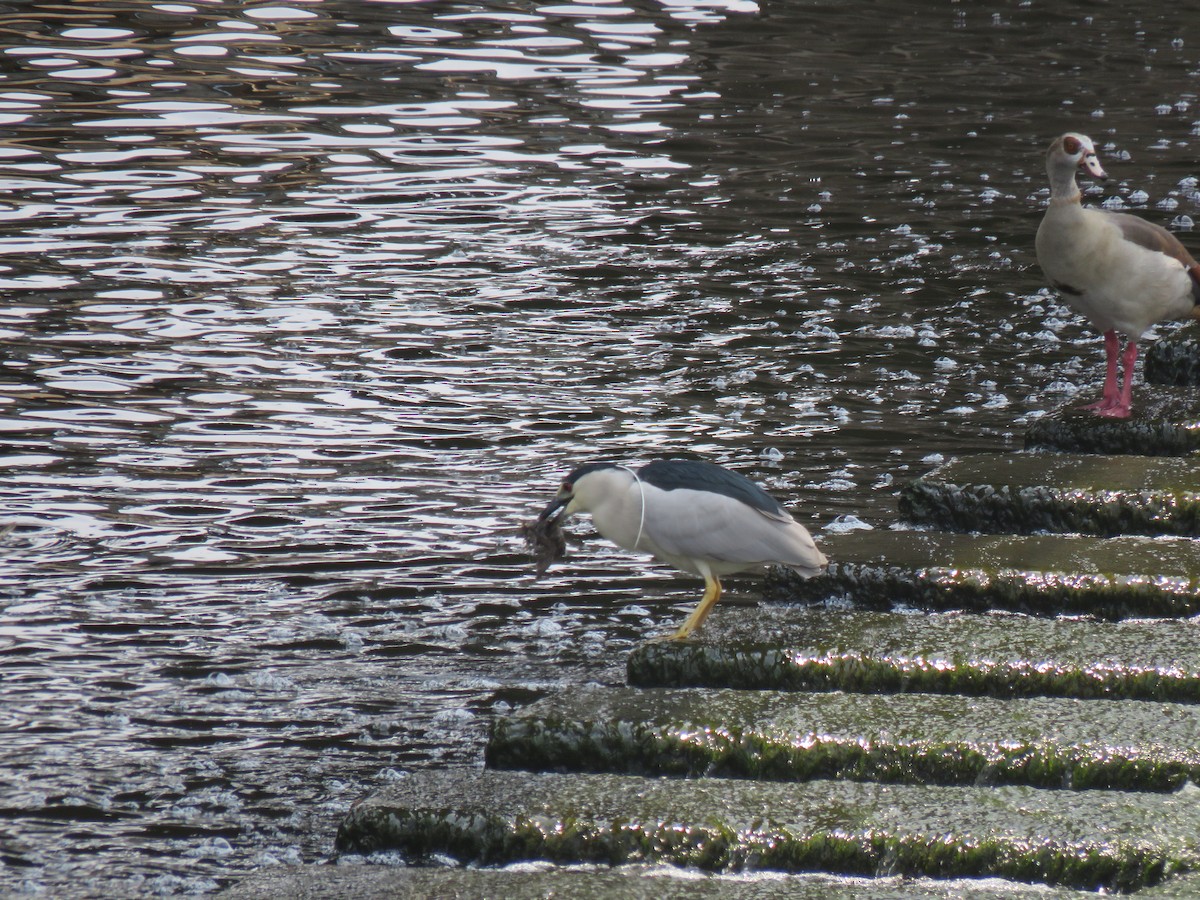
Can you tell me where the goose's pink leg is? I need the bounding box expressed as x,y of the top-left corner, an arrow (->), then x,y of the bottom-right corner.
1081,330 -> 1121,413
1100,338 -> 1138,419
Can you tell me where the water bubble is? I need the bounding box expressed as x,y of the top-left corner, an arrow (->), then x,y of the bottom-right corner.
183,837 -> 234,859
824,514 -> 873,533
432,707 -> 474,726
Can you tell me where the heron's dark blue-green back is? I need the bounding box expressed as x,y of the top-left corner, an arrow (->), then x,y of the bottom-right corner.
638,458 -> 784,516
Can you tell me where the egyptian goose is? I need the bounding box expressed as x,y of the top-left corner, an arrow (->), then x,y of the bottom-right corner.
1035,132 -> 1200,418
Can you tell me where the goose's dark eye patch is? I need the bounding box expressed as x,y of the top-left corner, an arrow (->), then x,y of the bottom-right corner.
1063,135 -> 1082,154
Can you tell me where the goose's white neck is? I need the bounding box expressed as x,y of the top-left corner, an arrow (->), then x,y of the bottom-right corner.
1046,158 -> 1082,205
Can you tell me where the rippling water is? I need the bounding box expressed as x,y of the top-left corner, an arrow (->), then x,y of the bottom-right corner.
1,0 -> 1199,895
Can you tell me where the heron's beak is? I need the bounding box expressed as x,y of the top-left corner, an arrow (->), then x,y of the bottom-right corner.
536,491 -> 571,525
1079,150 -> 1106,180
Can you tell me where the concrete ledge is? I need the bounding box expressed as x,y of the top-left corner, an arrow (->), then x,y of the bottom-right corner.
488,686 -> 1200,791
625,607 -> 1200,702
1024,387 -> 1200,456
899,453 -> 1200,536
334,769 -> 1197,892
216,861 -> 1098,899
764,531 -> 1200,619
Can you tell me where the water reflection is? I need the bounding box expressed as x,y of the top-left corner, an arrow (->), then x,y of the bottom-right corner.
0,0 -> 1198,895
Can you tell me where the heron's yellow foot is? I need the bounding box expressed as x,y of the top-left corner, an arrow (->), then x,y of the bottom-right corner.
667,575 -> 722,640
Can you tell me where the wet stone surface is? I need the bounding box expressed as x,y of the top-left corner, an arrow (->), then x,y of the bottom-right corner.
1145,324 -> 1200,387
488,685 -> 1200,791
764,531 -> 1200,619
1024,388 -> 1200,456
899,453 -> 1200,536
624,607 -> 1200,701
334,769 -> 1200,892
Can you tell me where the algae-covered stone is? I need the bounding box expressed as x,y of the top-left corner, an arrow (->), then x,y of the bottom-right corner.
335,769 -> 1199,891
1145,323 -> 1200,386
626,606 -> 1200,702
763,530 -> 1200,619
488,685 -> 1200,792
1025,387 -> 1200,456
899,453 -> 1200,536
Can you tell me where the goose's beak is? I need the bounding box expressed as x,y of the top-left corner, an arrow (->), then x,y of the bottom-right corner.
1079,150 -> 1106,180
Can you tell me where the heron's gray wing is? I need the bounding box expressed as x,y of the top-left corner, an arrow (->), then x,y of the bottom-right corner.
639,487 -> 820,568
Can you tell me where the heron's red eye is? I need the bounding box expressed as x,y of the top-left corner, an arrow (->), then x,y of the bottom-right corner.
1062,135 -> 1082,154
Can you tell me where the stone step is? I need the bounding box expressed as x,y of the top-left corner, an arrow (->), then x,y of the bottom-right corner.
1024,386 -> 1200,455
764,530 -> 1200,618
487,685 -> 1200,791
625,606 -> 1200,702
334,769 -> 1200,892
898,452 -> 1200,536
1145,324 -> 1200,386
219,860 -> 1107,898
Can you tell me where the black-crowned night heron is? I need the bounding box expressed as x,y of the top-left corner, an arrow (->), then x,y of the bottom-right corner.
534,457 -> 828,639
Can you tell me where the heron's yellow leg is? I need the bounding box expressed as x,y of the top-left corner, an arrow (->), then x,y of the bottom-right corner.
670,572 -> 721,640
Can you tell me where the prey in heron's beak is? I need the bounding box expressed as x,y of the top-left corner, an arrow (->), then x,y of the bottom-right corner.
520,488 -> 572,578
536,491 -> 570,526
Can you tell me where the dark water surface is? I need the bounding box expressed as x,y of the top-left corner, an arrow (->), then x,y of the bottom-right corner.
1,0 -> 1199,895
